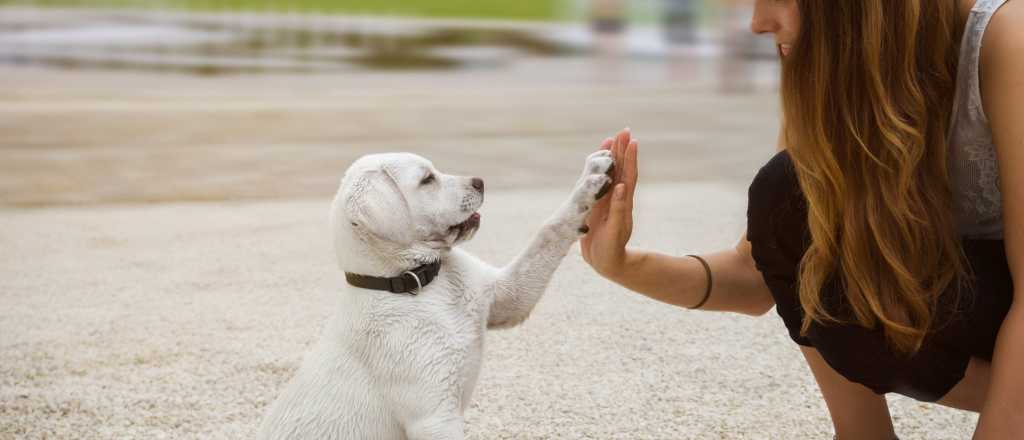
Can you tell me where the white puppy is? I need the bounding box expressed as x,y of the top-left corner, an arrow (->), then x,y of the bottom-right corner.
257,150 -> 614,440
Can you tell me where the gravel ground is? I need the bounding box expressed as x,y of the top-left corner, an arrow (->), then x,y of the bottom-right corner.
0,183 -> 979,439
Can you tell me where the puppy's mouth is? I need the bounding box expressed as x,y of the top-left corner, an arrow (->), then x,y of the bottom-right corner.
449,212 -> 481,241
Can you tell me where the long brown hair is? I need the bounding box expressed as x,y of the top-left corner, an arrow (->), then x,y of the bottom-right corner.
781,0 -> 967,355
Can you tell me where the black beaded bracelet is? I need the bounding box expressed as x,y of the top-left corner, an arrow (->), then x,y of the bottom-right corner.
686,254 -> 713,310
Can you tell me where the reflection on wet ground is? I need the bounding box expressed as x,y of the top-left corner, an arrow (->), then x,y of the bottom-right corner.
0,9 -> 579,75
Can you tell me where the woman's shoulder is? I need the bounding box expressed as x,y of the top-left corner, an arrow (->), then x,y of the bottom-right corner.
748,150 -> 801,222
751,150 -> 796,192
981,0 -> 1023,81
979,0 -> 1023,131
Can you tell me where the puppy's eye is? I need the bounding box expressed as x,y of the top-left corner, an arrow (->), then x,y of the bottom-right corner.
420,174 -> 435,185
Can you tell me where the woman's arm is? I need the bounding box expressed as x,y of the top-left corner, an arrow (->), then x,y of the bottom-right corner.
605,238 -> 775,316
580,129 -> 775,316
976,3 -> 1024,438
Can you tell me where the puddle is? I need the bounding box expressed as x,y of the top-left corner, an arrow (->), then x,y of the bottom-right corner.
0,14 -> 579,75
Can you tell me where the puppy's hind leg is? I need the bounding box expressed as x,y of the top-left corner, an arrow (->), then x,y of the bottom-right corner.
487,150 -> 613,329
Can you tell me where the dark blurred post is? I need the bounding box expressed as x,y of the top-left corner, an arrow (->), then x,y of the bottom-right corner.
590,0 -> 627,34
662,0 -> 698,45
718,0 -> 756,93
662,0 -> 702,82
590,0 -> 627,81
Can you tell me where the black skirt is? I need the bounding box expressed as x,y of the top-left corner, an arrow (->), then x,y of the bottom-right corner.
746,151 -> 1014,402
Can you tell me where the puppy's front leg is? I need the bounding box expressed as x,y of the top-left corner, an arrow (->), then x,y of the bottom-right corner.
487,150 -> 613,329
406,415 -> 464,440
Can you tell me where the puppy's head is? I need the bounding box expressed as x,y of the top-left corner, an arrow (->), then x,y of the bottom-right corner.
332,153 -> 484,262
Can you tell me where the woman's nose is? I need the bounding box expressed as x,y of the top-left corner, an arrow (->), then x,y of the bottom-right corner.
749,3 -> 779,35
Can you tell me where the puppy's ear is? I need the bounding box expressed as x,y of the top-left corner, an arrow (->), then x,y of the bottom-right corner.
343,169 -> 413,242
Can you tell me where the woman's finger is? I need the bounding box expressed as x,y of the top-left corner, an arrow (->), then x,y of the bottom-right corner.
590,137 -> 616,220
580,230 -> 592,262
613,128 -> 630,184
624,139 -> 639,205
604,183 -> 628,236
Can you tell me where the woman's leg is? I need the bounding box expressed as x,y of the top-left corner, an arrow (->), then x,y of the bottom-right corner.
938,357 -> 991,412
935,239 -> 1012,412
748,151 -> 1010,431
749,152 -> 896,436
800,346 -> 898,439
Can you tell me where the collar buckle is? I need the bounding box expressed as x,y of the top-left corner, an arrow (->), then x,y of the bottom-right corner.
402,271 -> 422,295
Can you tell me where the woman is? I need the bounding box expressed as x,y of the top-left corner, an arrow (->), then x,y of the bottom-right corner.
582,0 -> 1022,438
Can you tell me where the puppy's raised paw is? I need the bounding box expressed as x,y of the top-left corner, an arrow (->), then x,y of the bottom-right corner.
574,174 -> 612,211
584,150 -> 615,176
550,151 -> 615,235
579,150 -> 614,204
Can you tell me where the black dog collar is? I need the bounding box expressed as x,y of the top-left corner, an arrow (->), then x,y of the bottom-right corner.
344,261 -> 441,295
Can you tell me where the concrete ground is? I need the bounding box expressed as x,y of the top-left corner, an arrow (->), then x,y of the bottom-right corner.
0,185 -> 979,439
0,61 -> 780,207
0,11 -> 980,439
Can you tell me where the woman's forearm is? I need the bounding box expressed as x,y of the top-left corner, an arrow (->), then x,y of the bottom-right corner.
974,301 -> 1024,438
604,241 -> 774,316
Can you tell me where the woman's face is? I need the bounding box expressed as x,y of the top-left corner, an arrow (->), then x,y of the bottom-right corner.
750,0 -> 801,58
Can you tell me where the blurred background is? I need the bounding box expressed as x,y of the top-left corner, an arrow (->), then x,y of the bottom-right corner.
1,3 -> 987,439
0,0 -> 781,206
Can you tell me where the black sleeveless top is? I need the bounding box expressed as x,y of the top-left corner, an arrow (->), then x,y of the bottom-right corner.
746,151 -> 1013,401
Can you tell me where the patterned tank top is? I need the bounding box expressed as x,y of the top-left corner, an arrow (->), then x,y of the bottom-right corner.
947,0 -> 1009,239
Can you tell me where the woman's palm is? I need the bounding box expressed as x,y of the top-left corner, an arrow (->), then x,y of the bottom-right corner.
581,129 -> 638,278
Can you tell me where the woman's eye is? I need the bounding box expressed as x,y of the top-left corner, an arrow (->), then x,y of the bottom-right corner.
420,174 -> 435,185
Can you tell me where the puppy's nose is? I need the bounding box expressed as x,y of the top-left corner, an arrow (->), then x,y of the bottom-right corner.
471,177 -> 484,193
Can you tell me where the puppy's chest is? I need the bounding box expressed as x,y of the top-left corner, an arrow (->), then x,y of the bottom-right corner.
432,273 -> 488,404
432,269 -> 491,326
430,269 -> 489,360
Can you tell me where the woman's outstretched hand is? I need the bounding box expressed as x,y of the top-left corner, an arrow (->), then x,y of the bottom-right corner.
581,128 -> 639,280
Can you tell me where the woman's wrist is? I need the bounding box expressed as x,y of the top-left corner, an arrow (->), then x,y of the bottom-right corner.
601,248 -> 643,284
599,249 -> 710,310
